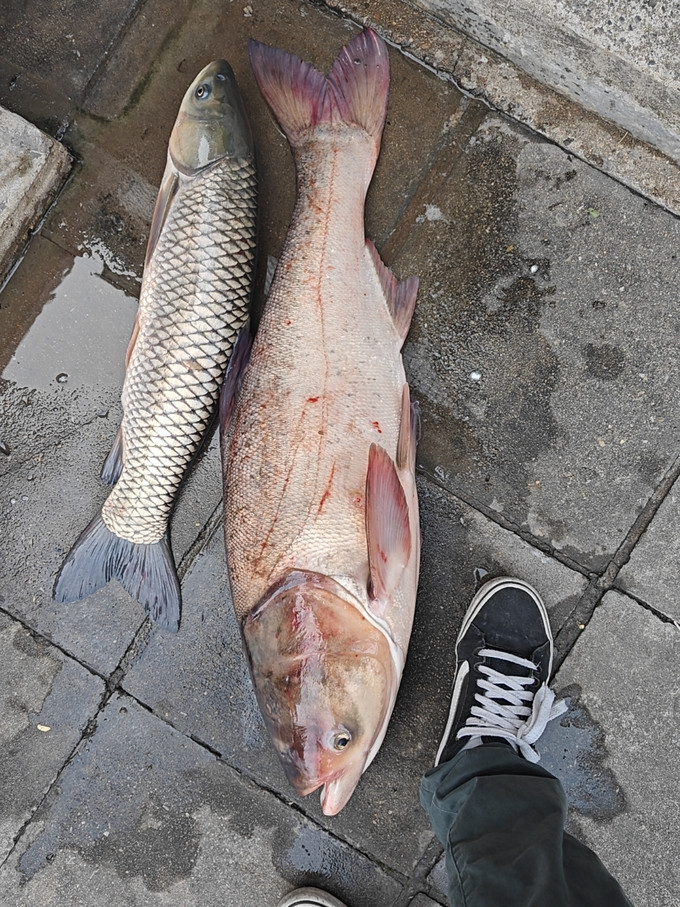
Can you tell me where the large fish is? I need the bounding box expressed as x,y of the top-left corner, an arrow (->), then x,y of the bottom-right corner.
220,29 -> 420,815
54,61 -> 257,630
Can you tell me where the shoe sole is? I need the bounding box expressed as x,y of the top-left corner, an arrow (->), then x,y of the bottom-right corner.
276,887 -> 348,907
434,576 -> 553,766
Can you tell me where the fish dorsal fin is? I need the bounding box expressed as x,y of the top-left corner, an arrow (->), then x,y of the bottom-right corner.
366,239 -> 418,342
219,327 -> 253,434
365,443 -> 411,601
396,383 -> 419,472
145,159 -> 179,267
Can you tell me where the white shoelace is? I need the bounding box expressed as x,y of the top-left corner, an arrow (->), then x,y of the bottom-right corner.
457,648 -> 568,763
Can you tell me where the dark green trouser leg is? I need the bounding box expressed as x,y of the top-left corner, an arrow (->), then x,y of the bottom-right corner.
420,743 -> 633,907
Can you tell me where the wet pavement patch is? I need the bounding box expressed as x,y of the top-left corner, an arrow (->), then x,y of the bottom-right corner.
7,693 -> 401,907
0,612 -> 105,862
539,684 -> 627,822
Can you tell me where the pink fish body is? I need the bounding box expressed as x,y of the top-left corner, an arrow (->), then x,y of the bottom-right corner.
221,29 -> 420,815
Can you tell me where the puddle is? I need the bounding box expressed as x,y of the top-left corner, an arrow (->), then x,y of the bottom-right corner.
2,252 -> 137,393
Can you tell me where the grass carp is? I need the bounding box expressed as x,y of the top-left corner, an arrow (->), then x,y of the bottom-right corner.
54,60 -> 257,631
221,30 -> 420,815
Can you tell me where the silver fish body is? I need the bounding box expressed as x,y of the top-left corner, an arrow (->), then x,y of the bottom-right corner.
221,30 -> 420,815
103,155 -> 256,544
54,61 -> 257,629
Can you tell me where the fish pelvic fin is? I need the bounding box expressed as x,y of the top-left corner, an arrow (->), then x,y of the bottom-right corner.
366,239 -> 418,343
365,444 -> 412,602
219,326 -> 253,434
53,512 -> 180,632
248,28 -> 389,148
100,424 -> 124,485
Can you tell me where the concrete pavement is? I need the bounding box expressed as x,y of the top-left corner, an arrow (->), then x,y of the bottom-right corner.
1,1 -> 679,905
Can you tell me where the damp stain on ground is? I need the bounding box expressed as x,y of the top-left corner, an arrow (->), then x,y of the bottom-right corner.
539,683 -> 627,823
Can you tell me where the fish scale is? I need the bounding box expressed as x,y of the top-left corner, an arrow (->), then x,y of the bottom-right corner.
102,157 -> 257,545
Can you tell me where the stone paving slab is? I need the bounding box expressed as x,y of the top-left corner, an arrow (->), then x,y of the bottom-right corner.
0,693 -> 403,907
546,591 -> 680,906
123,475 -> 587,874
0,0 -> 137,107
412,0 -> 680,161
0,108 -> 71,287
390,113 -> 680,573
410,894 -> 442,907
0,388 -> 223,677
0,611 -> 105,864
615,485 -> 680,624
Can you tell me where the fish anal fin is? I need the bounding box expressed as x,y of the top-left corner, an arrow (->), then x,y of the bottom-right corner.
366,239 -> 418,342
100,424 -> 125,485
396,384 -> 419,472
365,443 -> 411,602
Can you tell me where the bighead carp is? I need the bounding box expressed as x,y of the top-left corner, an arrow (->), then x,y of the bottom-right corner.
220,29 -> 420,815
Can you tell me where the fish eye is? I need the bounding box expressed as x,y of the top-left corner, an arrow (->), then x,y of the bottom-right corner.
332,731 -> 351,751
195,82 -> 211,100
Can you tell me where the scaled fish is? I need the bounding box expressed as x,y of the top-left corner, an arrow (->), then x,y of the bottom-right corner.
54,61 -> 258,630
220,30 -> 420,815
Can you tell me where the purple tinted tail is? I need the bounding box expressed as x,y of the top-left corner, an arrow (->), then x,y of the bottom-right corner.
248,28 -> 389,148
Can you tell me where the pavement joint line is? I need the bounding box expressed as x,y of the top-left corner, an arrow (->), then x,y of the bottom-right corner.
109,685 -> 412,889
552,579 -> 604,672
380,97 -> 490,263
416,465 -> 592,579
387,835 -> 445,907
0,601 -> 110,684
78,0 -> 147,112
0,664 -> 111,872
176,497 -> 223,583
598,451 -> 680,584
0,158 -> 77,296
609,587 -> 680,630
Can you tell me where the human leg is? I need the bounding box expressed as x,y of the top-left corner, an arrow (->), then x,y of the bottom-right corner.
421,577 -> 632,907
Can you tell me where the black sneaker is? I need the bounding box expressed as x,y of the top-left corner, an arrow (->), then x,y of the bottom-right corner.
277,889 -> 348,907
435,576 -> 567,767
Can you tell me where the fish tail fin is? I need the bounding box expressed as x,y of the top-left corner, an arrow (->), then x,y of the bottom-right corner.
53,512 -> 181,631
248,28 -> 389,148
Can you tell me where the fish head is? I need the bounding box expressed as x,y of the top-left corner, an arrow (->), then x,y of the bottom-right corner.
242,573 -> 398,816
170,60 -> 253,173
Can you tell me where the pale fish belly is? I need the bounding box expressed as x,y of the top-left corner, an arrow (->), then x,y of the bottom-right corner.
226,231 -> 406,620
103,156 -> 256,544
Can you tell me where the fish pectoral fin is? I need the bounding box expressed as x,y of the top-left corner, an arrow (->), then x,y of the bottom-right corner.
396,384 -> 420,472
365,443 -> 412,602
219,326 -> 253,435
100,424 -> 125,485
366,239 -> 418,343
145,158 -> 179,267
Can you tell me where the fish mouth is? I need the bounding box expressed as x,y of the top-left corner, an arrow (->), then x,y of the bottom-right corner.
282,758 -> 362,816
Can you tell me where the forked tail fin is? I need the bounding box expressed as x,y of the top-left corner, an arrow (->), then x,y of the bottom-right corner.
53,512 -> 181,631
248,28 -> 389,149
